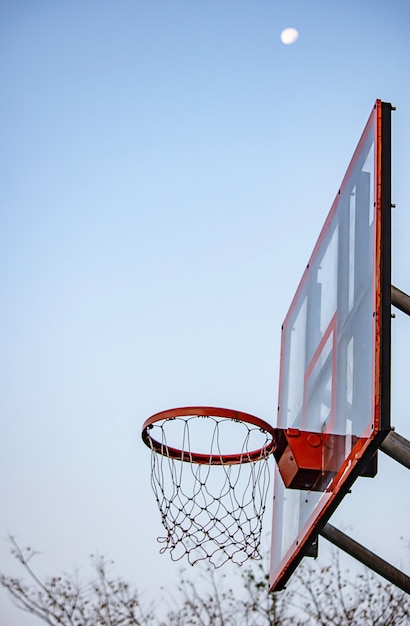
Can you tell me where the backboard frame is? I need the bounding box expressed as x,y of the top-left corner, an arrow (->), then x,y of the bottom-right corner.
270,100 -> 392,591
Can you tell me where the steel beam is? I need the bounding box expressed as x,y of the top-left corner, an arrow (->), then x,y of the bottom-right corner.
380,430 -> 410,469
320,523 -> 410,594
391,285 -> 410,316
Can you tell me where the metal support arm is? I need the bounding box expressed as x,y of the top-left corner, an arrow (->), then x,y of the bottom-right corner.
380,430 -> 410,469
320,523 -> 410,594
391,285 -> 410,316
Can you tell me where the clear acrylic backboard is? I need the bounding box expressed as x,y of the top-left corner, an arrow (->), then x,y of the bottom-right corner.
270,100 -> 392,591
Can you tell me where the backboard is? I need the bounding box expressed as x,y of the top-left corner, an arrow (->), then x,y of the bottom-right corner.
270,100 -> 392,591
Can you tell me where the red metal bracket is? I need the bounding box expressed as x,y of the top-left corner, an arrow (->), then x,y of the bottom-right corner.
273,428 -> 347,491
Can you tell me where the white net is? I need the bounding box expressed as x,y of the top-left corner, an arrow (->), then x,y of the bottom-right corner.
144,412 -> 275,566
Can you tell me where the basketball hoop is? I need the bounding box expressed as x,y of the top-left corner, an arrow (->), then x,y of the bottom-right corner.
141,407 -> 276,567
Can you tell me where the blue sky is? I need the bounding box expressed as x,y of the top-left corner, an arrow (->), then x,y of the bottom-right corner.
1,1 -> 410,623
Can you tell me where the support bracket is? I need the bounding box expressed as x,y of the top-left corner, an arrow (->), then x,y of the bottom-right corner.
380,430 -> 410,469
391,284 -> 410,316
320,523 -> 410,594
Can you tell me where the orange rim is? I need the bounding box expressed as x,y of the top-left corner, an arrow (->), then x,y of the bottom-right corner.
141,406 -> 277,465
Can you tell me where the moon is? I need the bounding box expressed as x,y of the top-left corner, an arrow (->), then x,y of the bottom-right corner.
280,27 -> 299,45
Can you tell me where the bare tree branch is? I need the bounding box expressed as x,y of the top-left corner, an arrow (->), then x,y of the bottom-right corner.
1,537 -> 409,625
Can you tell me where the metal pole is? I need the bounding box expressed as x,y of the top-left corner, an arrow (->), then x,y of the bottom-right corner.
380,430 -> 410,470
391,285 -> 410,316
320,523 -> 410,594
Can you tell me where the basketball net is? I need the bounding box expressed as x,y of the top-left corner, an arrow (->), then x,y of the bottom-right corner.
142,408 -> 276,567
